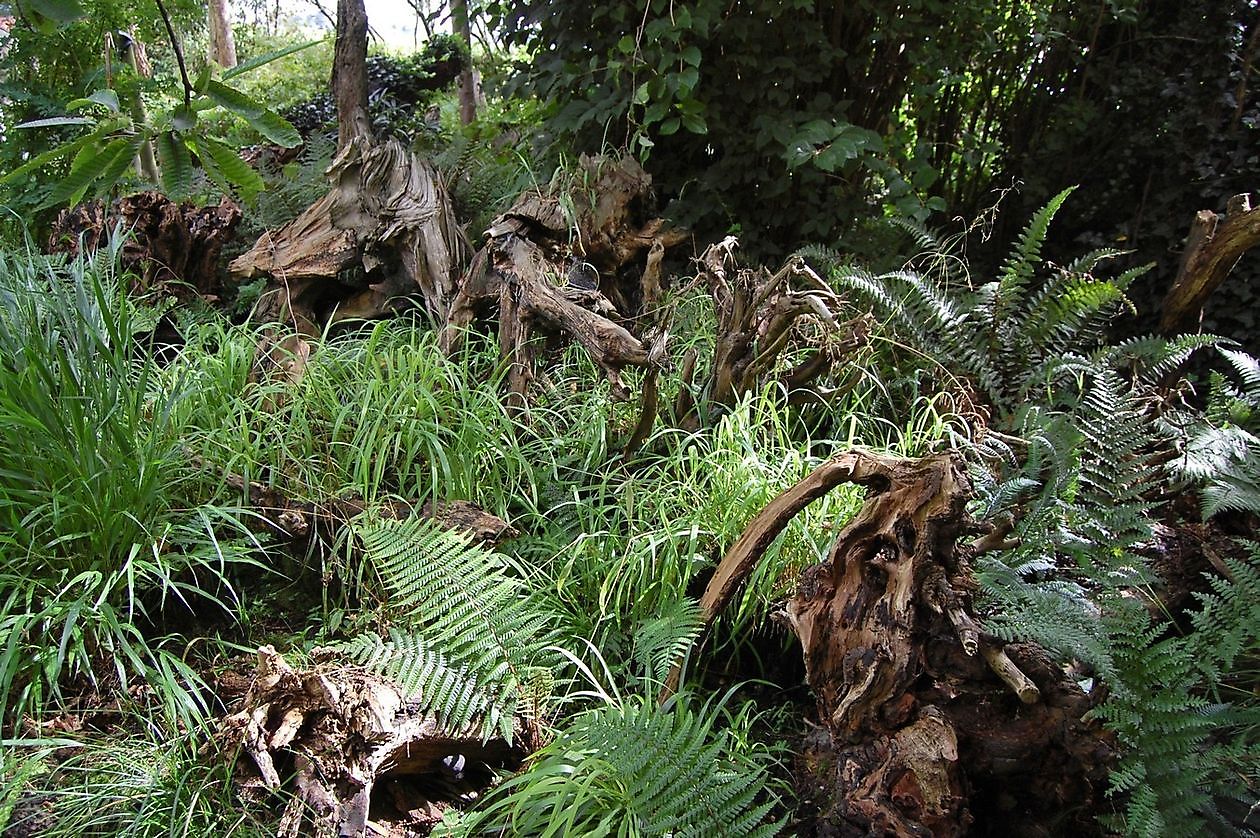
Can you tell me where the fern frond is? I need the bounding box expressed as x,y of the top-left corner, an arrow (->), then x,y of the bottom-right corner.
435,695 -> 784,837
340,517 -> 559,741
632,597 -> 704,686
992,186 -> 1075,328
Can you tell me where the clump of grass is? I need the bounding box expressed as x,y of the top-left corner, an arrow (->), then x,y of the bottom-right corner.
0,242 -> 259,729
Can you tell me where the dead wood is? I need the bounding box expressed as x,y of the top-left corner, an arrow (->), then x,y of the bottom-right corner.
49,192 -> 241,299
674,237 -> 871,427
230,138 -> 466,334
216,645 -> 524,838
199,456 -> 515,546
678,449 -> 1113,835
1161,192 -> 1260,333
440,155 -> 686,410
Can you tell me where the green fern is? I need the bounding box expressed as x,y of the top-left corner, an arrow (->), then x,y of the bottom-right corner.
632,596 -> 704,686
434,694 -> 784,837
326,517 -> 558,741
835,188 -> 1146,419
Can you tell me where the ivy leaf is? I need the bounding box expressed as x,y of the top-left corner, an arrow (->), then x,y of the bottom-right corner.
155,131 -> 193,198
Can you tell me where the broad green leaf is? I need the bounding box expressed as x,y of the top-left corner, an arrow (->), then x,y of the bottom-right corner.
15,116 -> 93,129
206,81 -> 301,147
222,38 -> 327,80
92,136 -> 142,197
680,45 -> 702,67
196,136 -> 264,199
659,117 -> 680,135
88,89 -> 120,111
193,65 -> 212,94
25,0 -> 85,22
0,134 -> 97,183
46,137 -> 131,206
171,105 -> 197,131
155,132 -> 193,198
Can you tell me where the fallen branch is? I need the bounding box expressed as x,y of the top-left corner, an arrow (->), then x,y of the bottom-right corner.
1161,192 -> 1260,333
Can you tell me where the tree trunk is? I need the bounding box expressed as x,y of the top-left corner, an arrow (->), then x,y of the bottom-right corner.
1161,192 -> 1260,334
452,0 -> 476,125
333,0 -> 371,149
207,0 -> 238,68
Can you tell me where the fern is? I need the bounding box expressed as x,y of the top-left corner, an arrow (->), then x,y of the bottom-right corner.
326,517 -> 558,741
632,596 -> 705,686
434,694 -> 784,837
835,188 -> 1149,420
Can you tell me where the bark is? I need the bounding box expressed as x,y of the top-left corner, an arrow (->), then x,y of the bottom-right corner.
452,0 -> 476,125
333,0 -> 371,150
204,452 -> 517,547
677,450 -> 1114,835
229,138 -> 466,330
440,155 -> 687,409
674,237 -> 871,429
216,646 -> 525,838
1161,193 -> 1260,334
48,192 -> 241,299
207,0 -> 238,68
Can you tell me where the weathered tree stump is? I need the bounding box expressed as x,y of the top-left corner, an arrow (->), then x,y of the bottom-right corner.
678,450 -> 1114,835
229,137 -> 466,334
217,646 -> 525,838
49,192 -> 242,299
1161,192 -> 1260,334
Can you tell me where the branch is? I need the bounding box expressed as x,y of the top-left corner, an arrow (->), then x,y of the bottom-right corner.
153,0 -> 193,109
1161,193 -> 1260,333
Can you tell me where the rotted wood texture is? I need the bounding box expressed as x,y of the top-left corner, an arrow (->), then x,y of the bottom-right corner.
1161,192 -> 1260,333
229,137 -> 465,332
216,646 -> 523,838
682,449 -> 1114,835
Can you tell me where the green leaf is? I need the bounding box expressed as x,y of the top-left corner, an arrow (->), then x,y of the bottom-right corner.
680,45 -> 702,66
15,116 -> 93,129
46,137 -> 131,207
680,111 -> 707,134
155,132 -> 193,198
25,0 -> 85,22
659,116 -> 680,135
632,82 -> 650,105
92,137 -> 142,197
206,81 -> 301,147
196,136 -> 265,199
0,134 -> 97,183
171,105 -> 198,131
222,38 -> 327,80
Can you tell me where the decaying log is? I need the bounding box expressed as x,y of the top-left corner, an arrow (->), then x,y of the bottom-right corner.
679,449 -> 1113,835
229,137 -> 466,332
1161,192 -> 1260,334
197,454 -> 516,546
440,155 -> 687,409
216,645 -> 524,838
675,237 -> 871,429
49,192 -> 242,298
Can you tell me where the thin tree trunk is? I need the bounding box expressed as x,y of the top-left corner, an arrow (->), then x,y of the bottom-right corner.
207,0 -> 238,68
333,0 -> 371,149
452,0 -> 476,125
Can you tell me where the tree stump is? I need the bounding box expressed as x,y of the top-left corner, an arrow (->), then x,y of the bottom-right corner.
680,450 -> 1114,835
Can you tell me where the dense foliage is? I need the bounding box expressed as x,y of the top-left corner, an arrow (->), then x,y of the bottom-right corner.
1,1 -> 1258,836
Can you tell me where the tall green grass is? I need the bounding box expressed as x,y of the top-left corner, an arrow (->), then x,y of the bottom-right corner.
0,243 -> 258,728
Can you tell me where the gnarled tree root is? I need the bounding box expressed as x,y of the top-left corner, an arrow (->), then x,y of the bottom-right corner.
677,449 -> 1114,835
